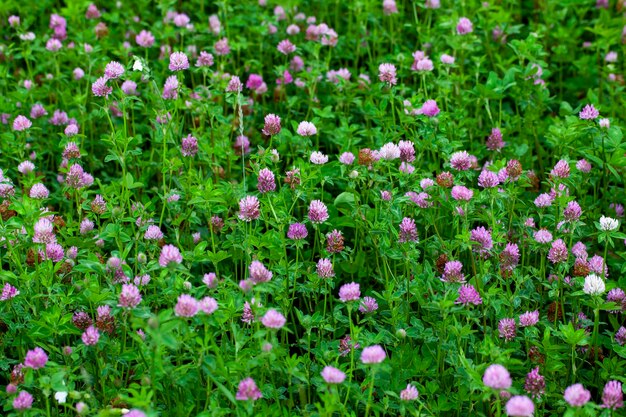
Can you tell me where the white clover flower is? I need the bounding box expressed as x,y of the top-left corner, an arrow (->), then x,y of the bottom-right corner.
379,142 -> 401,160
310,151 -> 328,165
599,215 -> 619,231
54,391 -> 68,404
132,57 -> 144,72
583,274 -> 605,296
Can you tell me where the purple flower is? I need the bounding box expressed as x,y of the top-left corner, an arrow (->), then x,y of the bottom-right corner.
321,366 -> 346,384
533,229 -> 553,244
361,345 -> 386,364
615,327 -> 626,345
136,30 -> 155,47
498,318 -> 516,341
339,282 -> 360,302
442,261 -> 465,283
169,52 -> 189,71
196,51 -> 214,67
505,395 -> 534,417
551,159 -> 570,178
398,217 -> 418,243
13,115 -> 32,131
181,135 -> 198,157
175,294 -> 199,317
226,76 -> 242,92
326,230 -> 344,253
236,377 -> 262,401
277,39 -> 296,55
486,128 -> 505,151
563,201 -> 582,221
478,170 -> 500,188
378,63 -> 397,85
316,258 -> 335,278
602,380 -> 624,409
579,104 -> 599,120
82,326 -> 100,346
24,347 -> 48,369
262,114 -> 281,136
483,364 -> 512,389
359,296 -> 378,313
257,168 -> 276,193
287,223 -> 308,240
576,159 -> 592,173
199,297 -> 218,314
92,77 -> 112,97
456,284 -> 482,305
33,218 -> 56,244
500,243 -> 520,272
534,193 -> 553,208
450,151 -> 472,171
547,239 -> 568,264
1,283 -> 19,301
419,99 -> 440,117
104,61 -> 124,79
29,183 -> 49,199
297,121 -> 317,136
470,226 -> 493,256
13,391 -> 33,410
144,225 -> 164,240
203,273 -> 218,288
159,244 -> 183,267
564,383 -> 591,407
524,367 -> 545,399
456,17 -> 473,35
249,260 -> 273,284
239,196 -> 260,221
519,311 -> 539,327
261,309 -> 286,329
400,384 -> 419,400
308,200 -> 329,223
451,185 -> 473,201
46,243 -> 64,262
119,284 -> 141,308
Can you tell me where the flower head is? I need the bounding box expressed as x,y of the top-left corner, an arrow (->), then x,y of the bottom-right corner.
236,378 -> 262,401
579,104 -> 599,120
169,52 -> 189,71
505,396 -> 534,417
456,17 -> 473,34
378,63 -> 397,85
483,364 -> 512,389
360,345 -> 386,364
339,282 -> 360,302
583,274 -> 605,295
599,215 -> 619,231
400,384 -> 419,401
456,284 -> 482,305
13,115 -> 32,131
498,318 -> 516,341
239,196 -> 260,221
321,366 -> 345,384
297,121 -> 317,136
308,200 -> 329,223
175,294 -> 199,317
564,383 -> 591,407
159,244 -> 183,267
24,347 -> 48,369
261,309 -> 286,329
602,380 -> 623,409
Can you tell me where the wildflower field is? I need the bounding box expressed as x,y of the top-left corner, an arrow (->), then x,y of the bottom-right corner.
2,0 -> 626,416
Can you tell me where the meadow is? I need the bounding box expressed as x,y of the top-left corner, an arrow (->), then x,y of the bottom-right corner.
1,0 -> 626,416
